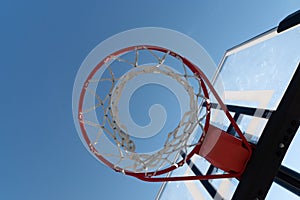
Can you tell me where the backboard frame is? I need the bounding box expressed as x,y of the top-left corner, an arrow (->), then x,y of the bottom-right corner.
232,10 -> 300,199
156,9 -> 300,200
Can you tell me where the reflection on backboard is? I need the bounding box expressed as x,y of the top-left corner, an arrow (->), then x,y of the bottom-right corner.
156,20 -> 300,200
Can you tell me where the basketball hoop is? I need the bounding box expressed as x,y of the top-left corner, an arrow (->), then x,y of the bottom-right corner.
73,28 -> 253,181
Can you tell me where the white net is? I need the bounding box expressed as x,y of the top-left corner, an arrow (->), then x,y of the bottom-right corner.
78,46 -> 210,175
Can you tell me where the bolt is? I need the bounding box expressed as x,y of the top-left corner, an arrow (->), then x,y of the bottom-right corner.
279,143 -> 285,148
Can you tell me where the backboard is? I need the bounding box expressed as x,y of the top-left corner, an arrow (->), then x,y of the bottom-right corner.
156,12 -> 300,200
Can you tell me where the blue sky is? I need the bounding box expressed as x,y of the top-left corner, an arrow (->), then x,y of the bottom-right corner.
1,1 -> 300,200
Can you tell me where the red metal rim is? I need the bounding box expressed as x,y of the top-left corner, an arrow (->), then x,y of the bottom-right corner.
78,45 -> 211,177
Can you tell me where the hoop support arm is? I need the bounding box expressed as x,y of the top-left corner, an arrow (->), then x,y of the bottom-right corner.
198,124 -> 252,173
